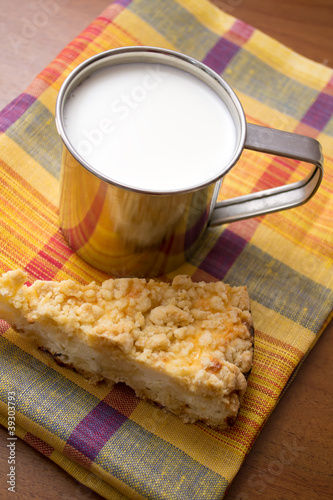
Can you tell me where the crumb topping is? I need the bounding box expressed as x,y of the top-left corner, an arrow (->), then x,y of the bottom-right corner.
0,270 -> 253,394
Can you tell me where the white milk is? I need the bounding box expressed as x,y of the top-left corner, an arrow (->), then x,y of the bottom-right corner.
63,63 -> 237,192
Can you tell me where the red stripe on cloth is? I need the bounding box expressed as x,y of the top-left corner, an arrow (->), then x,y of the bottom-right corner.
254,157 -> 300,192
255,359 -> 294,383
322,73 -> 333,97
259,331 -> 304,358
24,433 -> 54,457
103,383 -> 140,417
197,410 -> 260,446
224,19 -> 255,45
25,231 -> 73,281
63,443 -> 93,470
0,319 -> 10,336
223,217 -> 260,242
241,394 -> 272,418
248,381 -> 279,399
293,121 -> 319,138
0,190 -> 56,238
0,160 -> 57,214
111,21 -> 144,46
253,370 -> 289,393
250,91 -> 329,195
232,414 -> 261,435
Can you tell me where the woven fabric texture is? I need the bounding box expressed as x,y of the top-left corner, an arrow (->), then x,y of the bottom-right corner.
0,0 -> 332,499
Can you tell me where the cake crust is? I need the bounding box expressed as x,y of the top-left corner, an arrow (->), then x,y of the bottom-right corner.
0,269 -> 254,429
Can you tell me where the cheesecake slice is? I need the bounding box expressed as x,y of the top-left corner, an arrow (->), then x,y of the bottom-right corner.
0,269 -> 253,429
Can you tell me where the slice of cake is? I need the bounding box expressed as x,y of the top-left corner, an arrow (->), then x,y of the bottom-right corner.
0,269 -> 254,429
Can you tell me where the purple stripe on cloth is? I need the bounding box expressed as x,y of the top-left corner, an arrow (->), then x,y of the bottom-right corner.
0,93 -> 36,133
116,0 -> 133,6
185,207 -> 210,250
200,229 -> 247,279
302,92 -> 333,131
202,37 -> 240,74
67,401 -> 127,461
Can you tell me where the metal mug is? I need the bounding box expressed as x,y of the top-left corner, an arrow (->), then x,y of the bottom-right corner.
55,46 -> 323,277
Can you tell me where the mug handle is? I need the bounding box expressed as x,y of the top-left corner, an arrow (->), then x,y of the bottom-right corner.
210,123 -> 323,226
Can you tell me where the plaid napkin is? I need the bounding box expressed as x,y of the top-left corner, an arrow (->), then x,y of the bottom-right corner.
0,0 -> 332,498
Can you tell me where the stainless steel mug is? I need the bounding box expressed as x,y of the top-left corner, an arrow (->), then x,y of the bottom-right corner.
55,46 -> 323,277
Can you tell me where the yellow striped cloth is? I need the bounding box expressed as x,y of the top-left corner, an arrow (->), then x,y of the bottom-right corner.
0,1 -> 332,499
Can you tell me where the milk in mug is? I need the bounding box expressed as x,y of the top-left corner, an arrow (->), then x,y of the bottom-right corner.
63,62 -> 237,192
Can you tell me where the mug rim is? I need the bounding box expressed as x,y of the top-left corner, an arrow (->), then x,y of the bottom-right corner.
55,46 -> 247,195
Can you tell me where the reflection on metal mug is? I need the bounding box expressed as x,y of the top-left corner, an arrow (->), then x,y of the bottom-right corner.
55,46 -> 323,277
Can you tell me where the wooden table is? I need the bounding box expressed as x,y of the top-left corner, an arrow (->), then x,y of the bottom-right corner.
0,1 -> 332,499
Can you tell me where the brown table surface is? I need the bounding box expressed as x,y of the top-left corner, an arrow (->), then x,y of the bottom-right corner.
0,1 -> 332,499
